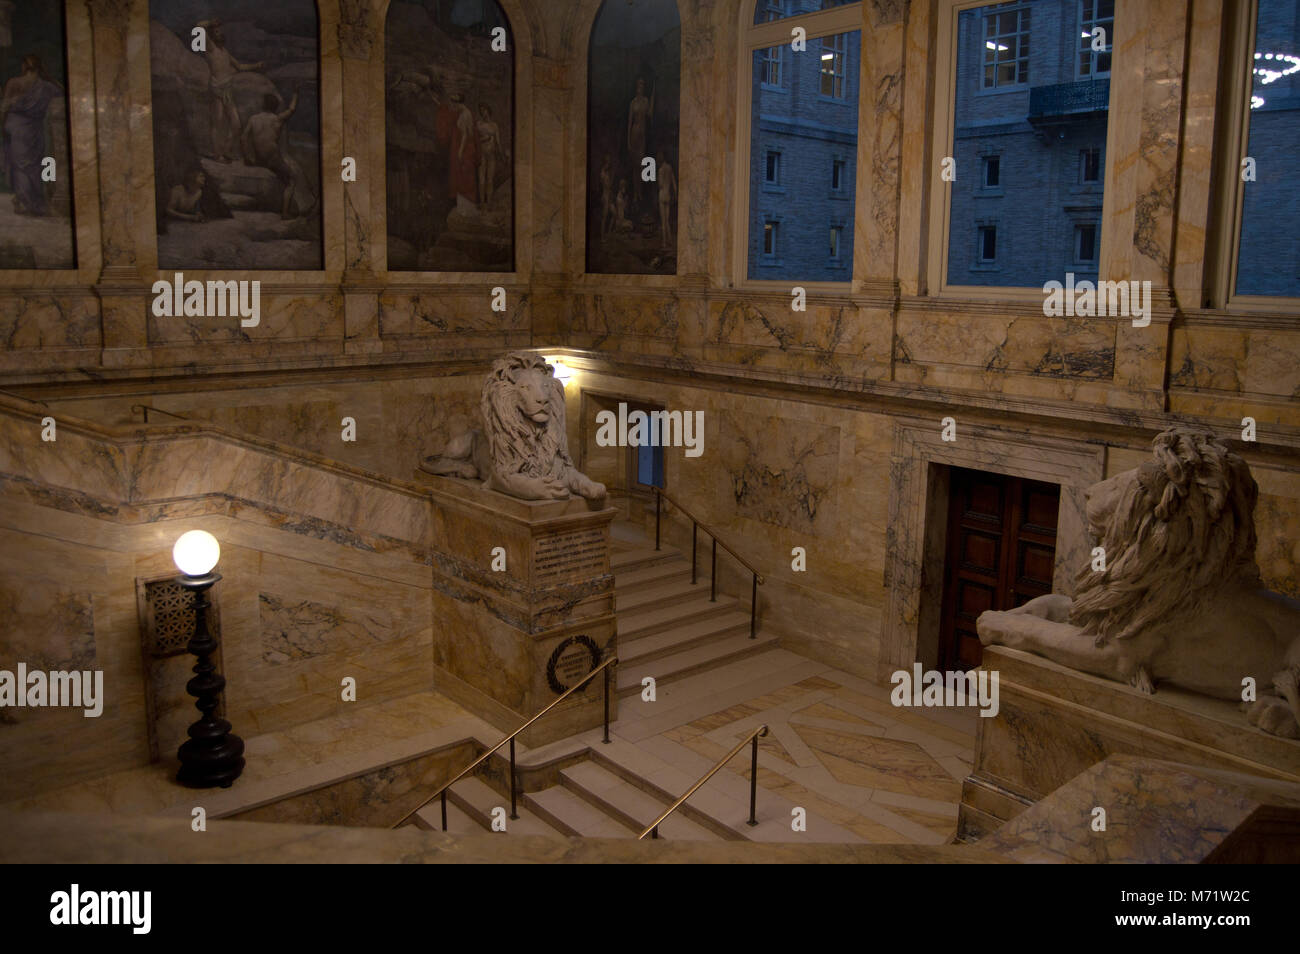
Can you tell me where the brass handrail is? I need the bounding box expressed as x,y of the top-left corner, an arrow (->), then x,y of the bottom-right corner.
654,486 -> 766,639
392,655 -> 618,830
639,724 -> 768,840
654,486 -> 764,582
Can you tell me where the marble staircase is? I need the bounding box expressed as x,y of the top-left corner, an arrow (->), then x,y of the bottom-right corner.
611,535 -> 779,700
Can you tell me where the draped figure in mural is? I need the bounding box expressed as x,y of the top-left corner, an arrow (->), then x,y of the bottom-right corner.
0,55 -> 62,217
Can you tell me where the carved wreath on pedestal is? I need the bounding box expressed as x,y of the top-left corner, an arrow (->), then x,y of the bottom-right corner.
545,634 -> 603,695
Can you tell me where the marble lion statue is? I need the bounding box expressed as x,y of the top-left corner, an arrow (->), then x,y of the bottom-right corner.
420,351 -> 606,503
977,427 -> 1300,738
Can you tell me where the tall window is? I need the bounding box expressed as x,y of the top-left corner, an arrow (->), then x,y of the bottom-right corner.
982,2 -> 1031,88
945,0 -> 1113,289
761,46 -> 783,86
820,34 -> 848,98
1233,0 -> 1300,298
743,1 -> 861,282
1077,0 -> 1113,77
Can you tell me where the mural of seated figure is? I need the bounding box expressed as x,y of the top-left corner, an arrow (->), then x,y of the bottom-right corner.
977,427 -> 1300,738
421,351 -> 606,503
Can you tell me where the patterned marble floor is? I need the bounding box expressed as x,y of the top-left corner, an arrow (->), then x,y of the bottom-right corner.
593,650 -> 977,844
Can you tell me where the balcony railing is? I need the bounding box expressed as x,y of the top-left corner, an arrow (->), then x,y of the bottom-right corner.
1028,78 -> 1110,121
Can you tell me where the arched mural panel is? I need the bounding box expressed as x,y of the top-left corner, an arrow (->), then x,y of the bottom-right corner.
385,0 -> 515,272
150,1 -> 323,270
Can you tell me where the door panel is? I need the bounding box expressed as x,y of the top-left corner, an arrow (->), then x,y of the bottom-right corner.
938,468 -> 1060,672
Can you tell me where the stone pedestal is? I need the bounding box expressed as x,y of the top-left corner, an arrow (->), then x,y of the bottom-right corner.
960,646 -> 1300,841
420,474 -> 618,748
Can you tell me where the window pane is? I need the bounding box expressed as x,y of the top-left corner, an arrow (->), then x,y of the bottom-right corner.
1235,0 -> 1300,296
754,0 -> 857,25
748,32 -> 859,280
949,0 -> 1111,287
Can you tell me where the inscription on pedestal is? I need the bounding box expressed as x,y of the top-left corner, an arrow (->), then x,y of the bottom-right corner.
533,527 -> 606,583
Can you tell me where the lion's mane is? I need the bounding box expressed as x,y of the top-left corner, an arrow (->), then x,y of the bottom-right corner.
480,352 -> 568,481
1068,429 -> 1260,642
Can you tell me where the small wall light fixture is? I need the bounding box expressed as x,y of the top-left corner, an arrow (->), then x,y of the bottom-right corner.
172,530 -> 245,788
548,358 -> 573,383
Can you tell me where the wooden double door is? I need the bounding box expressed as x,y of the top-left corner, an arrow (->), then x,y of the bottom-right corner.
938,468 -> 1060,672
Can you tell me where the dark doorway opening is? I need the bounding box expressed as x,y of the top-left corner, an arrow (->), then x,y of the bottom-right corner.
937,468 -> 1060,672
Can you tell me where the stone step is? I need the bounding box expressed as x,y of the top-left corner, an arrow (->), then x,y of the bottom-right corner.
523,785 -> 636,839
560,761 -> 720,841
611,544 -> 681,573
446,776 -> 563,838
616,576 -> 719,614
617,631 -> 781,698
613,558 -> 693,593
619,611 -> 753,666
412,800 -> 479,834
619,591 -> 742,641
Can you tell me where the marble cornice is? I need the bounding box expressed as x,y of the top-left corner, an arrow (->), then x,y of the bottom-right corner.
1177,308 -> 1300,332
564,350 -> 1300,453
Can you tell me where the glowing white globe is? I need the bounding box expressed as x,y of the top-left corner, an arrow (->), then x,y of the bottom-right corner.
173,530 -> 220,576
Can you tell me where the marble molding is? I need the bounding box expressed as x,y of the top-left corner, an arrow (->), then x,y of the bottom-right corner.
958,646 -> 1300,841
882,420 -> 1104,680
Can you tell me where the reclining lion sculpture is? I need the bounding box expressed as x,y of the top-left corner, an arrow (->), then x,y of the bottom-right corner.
420,351 -> 606,503
977,427 -> 1300,738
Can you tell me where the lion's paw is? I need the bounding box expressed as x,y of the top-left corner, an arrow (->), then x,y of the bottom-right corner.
1246,696 -> 1300,738
1129,666 -> 1155,694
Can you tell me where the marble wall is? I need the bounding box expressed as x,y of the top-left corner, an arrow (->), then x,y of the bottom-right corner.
0,393 -> 437,798
0,0 -> 1298,706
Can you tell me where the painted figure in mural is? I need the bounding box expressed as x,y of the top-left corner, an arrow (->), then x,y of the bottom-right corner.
166,169 -> 208,223
626,76 -> 653,216
614,180 -> 633,233
475,102 -> 503,206
0,55 -> 62,217
656,150 -> 676,249
599,154 -> 615,236
435,89 -> 479,207
198,18 -> 265,163
242,91 -> 313,218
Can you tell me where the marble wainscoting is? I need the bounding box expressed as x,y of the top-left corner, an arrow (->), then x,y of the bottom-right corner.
420,474 -> 618,748
0,394 -> 438,798
959,647 -> 1300,841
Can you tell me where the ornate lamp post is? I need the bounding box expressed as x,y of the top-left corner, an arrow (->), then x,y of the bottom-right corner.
172,530 -> 244,788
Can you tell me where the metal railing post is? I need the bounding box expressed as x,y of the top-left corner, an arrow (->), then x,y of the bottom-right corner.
603,665 -> 611,744
750,573 -> 757,639
748,732 -> 760,826
441,791 -> 447,831
710,538 -> 717,602
691,522 -> 698,584
509,737 -> 518,820
651,825 -> 659,840
654,489 -> 661,551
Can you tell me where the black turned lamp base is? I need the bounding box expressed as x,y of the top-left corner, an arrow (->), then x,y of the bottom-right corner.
177,729 -> 246,789
175,569 -> 246,789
